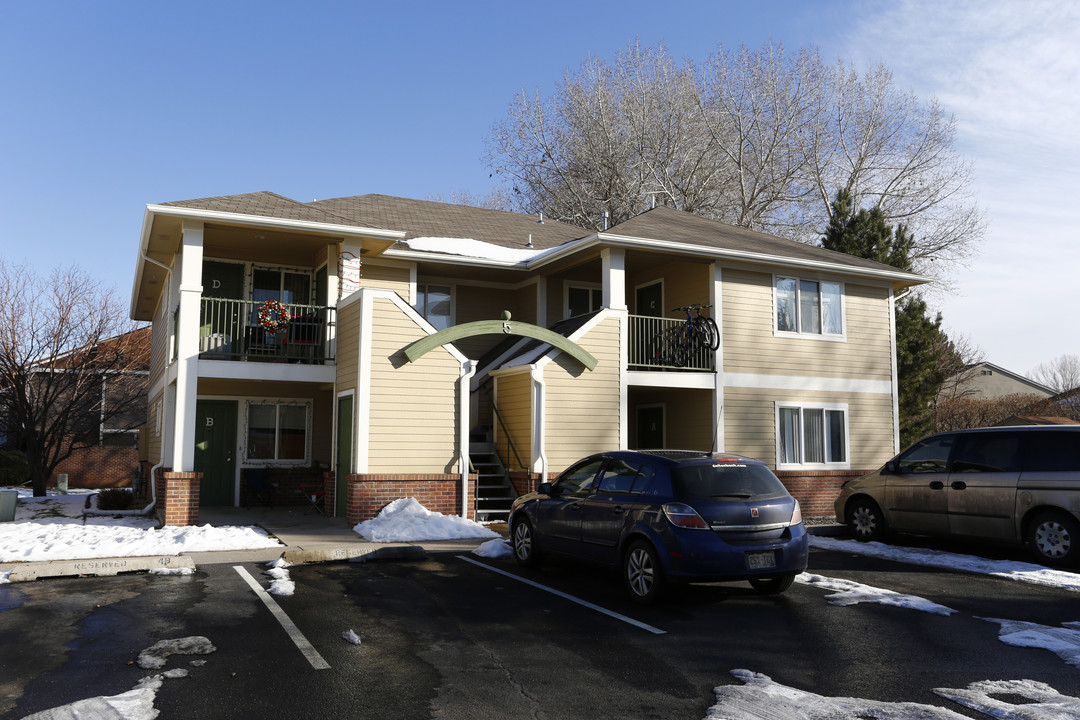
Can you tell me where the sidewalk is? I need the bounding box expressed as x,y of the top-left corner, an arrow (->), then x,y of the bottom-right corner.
0,506 -> 507,583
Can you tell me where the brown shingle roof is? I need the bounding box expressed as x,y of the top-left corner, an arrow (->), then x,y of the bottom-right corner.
310,194 -> 586,251
608,206 -> 908,275
161,191 -> 361,227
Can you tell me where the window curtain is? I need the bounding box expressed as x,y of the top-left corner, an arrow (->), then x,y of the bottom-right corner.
776,278 -> 797,332
779,408 -> 801,464
803,409 -> 825,463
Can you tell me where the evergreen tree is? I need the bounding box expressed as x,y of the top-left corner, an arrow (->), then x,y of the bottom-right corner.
822,189 -> 946,447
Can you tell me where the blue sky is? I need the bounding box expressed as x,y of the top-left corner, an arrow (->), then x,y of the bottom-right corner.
1,1 -> 1076,376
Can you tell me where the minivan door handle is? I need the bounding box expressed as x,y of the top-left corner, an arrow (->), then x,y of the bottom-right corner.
951,481 -> 967,490
929,481 -> 944,490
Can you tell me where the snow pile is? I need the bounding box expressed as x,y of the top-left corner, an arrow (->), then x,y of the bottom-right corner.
473,538 -> 513,559
980,617 -> 1080,668
137,636 -> 216,670
354,498 -> 499,543
148,567 -> 194,576
0,490 -> 282,563
403,237 -> 557,264
342,629 -> 362,646
796,573 -> 956,615
708,669 -> 1080,719
809,536 -> 1080,592
264,558 -> 295,596
0,571 -> 10,584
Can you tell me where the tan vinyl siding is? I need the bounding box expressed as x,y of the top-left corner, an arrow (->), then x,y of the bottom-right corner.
335,300 -> 361,394
543,316 -> 621,471
629,388 -> 714,452
722,267 -> 893,381
494,370 -> 532,471
350,262 -> 411,299
629,260 -> 711,317
146,390 -> 164,465
723,386 -> 895,468
149,301 -> 170,388
452,284 -> 520,360
367,297 -> 459,473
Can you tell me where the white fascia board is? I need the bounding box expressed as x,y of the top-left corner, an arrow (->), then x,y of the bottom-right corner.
144,204 -> 406,241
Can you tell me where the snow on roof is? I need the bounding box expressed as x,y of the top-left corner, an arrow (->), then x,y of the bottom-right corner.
402,236 -> 560,264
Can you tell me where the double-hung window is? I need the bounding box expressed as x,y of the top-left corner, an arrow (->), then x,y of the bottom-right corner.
247,401 -> 311,462
777,403 -> 848,468
776,277 -> 843,337
416,284 -> 452,330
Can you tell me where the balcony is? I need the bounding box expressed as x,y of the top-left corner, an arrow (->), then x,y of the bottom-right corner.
192,298 -> 336,364
627,314 -> 715,372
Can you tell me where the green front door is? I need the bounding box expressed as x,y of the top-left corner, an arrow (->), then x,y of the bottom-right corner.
335,395 -> 354,517
201,261 -> 245,356
194,400 -> 238,506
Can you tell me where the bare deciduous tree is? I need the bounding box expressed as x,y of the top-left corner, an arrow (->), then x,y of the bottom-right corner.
485,40 -> 985,281
0,260 -> 148,496
1029,354 -> 1080,394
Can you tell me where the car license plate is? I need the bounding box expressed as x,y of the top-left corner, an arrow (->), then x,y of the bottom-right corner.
745,550 -> 776,570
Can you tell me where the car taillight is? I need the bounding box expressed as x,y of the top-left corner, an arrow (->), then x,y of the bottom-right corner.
790,499 -> 803,526
663,503 -> 709,530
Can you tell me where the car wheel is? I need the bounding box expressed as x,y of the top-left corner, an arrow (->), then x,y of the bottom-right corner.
624,541 -> 664,604
1030,511 -> 1079,567
847,497 -> 887,542
512,518 -> 541,566
749,572 -> 797,595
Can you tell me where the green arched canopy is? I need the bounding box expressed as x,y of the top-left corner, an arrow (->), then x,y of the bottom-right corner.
404,318 -> 597,370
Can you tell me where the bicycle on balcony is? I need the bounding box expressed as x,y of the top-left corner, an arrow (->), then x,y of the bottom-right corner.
649,304 -> 719,367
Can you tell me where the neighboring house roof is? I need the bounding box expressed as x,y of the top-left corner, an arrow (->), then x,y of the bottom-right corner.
995,415 -> 1079,426
312,194 -> 585,251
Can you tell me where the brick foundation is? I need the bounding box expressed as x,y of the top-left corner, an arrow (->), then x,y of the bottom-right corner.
346,473 -> 477,525
775,469 -> 870,521
163,471 -> 201,526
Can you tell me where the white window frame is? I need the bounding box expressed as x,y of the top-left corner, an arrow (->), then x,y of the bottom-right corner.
415,282 -> 454,330
565,282 -> 603,319
774,401 -> 850,470
774,275 -> 846,340
243,399 -> 313,466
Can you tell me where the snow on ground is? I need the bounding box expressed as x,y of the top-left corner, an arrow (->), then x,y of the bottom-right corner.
0,489 -> 281,563
979,617 -> 1080,669
795,573 -> 956,615
809,535 -> 1080,592
473,538 -> 513,559
707,670 -> 1080,720
353,497 -> 500,542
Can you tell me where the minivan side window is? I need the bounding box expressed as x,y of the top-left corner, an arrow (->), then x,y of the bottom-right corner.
950,432 -> 1023,473
896,435 -> 954,474
1024,432 -> 1080,472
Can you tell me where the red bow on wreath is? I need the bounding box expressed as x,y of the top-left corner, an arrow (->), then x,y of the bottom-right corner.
258,300 -> 291,333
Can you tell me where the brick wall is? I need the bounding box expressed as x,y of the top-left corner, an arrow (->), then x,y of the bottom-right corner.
346,473 -> 477,525
53,446 -> 138,489
775,469 -> 870,521
508,471 -> 558,496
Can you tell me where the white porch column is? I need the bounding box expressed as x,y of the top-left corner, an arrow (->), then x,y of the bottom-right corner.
171,221 -> 204,471
601,248 -> 626,311
710,262 -> 725,453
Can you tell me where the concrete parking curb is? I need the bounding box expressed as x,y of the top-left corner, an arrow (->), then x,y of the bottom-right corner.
1,555 -> 197,583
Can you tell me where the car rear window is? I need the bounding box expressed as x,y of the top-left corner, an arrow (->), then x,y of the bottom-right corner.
671,462 -> 788,501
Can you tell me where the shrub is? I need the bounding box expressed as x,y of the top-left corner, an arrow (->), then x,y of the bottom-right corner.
96,488 -> 136,511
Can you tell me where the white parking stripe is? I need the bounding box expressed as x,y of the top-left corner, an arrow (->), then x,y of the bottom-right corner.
457,555 -> 667,635
233,566 -> 331,670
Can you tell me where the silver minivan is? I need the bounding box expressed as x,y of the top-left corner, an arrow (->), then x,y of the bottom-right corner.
834,426 -> 1080,566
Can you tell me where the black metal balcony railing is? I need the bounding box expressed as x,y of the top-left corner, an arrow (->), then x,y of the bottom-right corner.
196,298 -> 336,364
628,314 -> 714,372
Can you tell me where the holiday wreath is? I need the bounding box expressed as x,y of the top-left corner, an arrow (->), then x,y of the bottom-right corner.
257,300 -> 291,333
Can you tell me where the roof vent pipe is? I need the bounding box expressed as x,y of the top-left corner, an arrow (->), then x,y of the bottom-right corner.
601,211 -> 609,231
526,234 -> 533,249
538,212 -> 544,224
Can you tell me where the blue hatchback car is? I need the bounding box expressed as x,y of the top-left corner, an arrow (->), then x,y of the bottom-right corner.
508,450 -> 809,603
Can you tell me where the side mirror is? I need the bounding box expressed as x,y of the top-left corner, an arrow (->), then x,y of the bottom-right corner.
537,482 -> 554,495
884,461 -> 898,474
